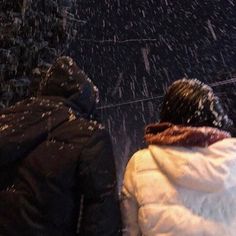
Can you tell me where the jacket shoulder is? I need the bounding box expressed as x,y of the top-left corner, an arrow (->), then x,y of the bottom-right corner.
128,148 -> 155,172
65,117 -> 107,138
76,118 -> 105,133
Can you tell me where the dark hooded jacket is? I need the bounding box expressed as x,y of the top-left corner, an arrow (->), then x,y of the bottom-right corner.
0,57 -> 121,236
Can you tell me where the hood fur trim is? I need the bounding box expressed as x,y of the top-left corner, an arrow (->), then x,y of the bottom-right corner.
145,122 -> 230,147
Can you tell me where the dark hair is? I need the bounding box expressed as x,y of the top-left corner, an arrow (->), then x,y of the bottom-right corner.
160,78 -> 231,129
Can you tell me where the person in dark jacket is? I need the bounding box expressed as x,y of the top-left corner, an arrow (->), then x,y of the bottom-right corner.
0,56 -> 121,236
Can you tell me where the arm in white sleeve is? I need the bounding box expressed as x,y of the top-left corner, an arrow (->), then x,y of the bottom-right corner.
121,155 -> 142,236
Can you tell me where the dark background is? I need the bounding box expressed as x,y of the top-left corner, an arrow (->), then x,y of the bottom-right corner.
1,0 -> 236,180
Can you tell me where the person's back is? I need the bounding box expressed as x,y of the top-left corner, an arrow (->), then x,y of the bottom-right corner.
121,78 -> 236,236
0,57 -> 121,236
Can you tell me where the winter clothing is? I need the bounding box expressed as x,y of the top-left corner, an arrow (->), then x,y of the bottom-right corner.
145,122 -> 230,147
39,56 -> 99,119
0,57 -> 121,236
121,123 -> 236,236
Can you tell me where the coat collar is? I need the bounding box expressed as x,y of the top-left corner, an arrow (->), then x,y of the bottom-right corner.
145,122 -> 231,147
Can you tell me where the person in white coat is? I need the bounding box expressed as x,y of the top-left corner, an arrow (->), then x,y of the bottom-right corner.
121,78 -> 236,236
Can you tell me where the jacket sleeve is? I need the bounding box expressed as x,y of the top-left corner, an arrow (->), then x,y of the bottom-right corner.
77,129 -> 122,236
121,154 -> 142,236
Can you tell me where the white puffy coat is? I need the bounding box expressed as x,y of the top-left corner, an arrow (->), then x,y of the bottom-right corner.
121,138 -> 236,236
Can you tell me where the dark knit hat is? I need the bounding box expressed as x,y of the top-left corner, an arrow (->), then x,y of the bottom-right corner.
160,78 -> 232,129
38,56 -> 99,118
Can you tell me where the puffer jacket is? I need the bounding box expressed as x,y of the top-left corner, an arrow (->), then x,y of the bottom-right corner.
121,123 -> 236,236
0,96 -> 121,236
0,56 -> 121,235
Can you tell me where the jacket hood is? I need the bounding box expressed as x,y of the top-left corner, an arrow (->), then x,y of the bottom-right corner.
149,138 -> 236,193
145,122 -> 236,193
39,56 -> 99,119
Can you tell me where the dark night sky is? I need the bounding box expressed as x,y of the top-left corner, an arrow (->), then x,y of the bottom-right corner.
68,0 -> 236,174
